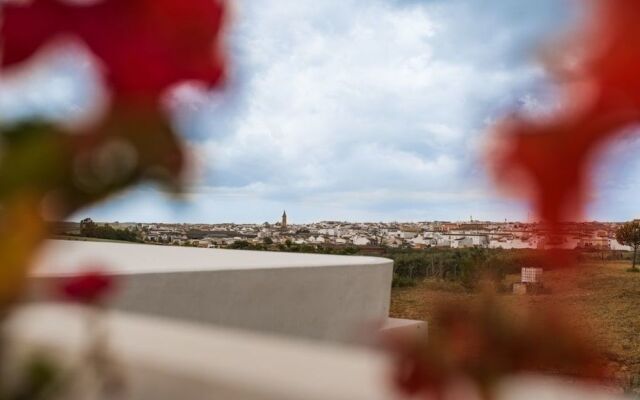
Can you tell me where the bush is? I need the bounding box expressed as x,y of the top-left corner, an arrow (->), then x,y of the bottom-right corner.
621,374 -> 640,395
392,274 -> 418,288
79,218 -> 142,243
227,240 -> 248,249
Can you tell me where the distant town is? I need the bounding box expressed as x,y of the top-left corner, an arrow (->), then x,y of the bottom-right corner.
51,211 -> 634,252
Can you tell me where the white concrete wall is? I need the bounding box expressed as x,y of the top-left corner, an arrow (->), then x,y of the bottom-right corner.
4,305 -> 623,400
29,240 -> 394,343
5,304 -> 395,400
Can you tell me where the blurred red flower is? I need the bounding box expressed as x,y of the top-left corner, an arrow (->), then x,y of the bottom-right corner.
487,0 -> 640,236
59,270 -> 115,305
1,0 -> 227,105
384,296 -> 610,400
0,0 -> 229,297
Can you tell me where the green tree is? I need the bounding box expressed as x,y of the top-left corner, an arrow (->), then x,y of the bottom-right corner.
80,218 -> 97,237
616,220 -> 640,271
79,218 -> 141,243
228,240 -> 250,249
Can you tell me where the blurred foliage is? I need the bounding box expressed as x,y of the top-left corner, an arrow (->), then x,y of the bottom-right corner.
79,218 -> 142,243
487,1 -> 640,239
386,293 -> 610,400
11,355 -> 60,400
0,111 -> 182,305
0,0 -> 228,398
0,0 -> 227,308
0,353 -> 62,400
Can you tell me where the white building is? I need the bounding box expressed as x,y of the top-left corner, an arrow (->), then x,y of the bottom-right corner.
352,236 -> 371,246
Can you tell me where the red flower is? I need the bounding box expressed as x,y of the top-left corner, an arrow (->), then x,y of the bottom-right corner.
384,297 -> 610,399
1,0 -> 227,105
59,270 -> 115,305
487,0 -> 640,238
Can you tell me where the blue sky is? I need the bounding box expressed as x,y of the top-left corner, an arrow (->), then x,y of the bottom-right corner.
3,0 -> 640,223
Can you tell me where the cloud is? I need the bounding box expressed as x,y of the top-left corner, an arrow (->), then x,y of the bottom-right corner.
165,0 -> 569,222
84,184 -> 528,224
2,0 -> 588,222
0,40 -> 106,127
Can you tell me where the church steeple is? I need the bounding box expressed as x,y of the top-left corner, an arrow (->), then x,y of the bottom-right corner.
281,210 -> 287,229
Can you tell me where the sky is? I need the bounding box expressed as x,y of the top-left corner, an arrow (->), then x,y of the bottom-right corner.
3,0 -> 640,223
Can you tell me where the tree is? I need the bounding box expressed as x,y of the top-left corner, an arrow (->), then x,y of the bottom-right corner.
80,218 -> 97,237
228,240 -> 250,250
616,220 -> 640,271
79,218 -> 142,243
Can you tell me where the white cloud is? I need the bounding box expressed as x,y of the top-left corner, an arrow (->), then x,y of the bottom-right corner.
2,0 -> 589,222
0,40 -> 107,128
181,0 -> 562,217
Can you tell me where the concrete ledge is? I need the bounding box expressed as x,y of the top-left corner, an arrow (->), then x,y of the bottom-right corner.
30,240 -> 394,342
381,318 -> 427,337
4,305 -> 623,400
5,304 -> 395,400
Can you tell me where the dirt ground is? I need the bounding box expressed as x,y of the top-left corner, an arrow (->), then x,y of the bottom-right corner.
390,260 -> 640,375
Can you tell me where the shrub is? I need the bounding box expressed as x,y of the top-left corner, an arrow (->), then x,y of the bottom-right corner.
392,274 -> 418,288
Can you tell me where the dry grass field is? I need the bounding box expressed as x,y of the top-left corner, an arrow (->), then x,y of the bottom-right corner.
390,260 -> 640,376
